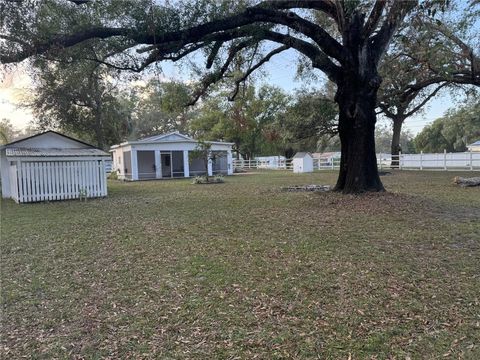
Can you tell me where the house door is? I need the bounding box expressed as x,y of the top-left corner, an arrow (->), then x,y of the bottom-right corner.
161,153 -> 171,178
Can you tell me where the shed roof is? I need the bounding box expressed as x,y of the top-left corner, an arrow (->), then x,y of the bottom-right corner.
293,152 -> 312,159
6,147 -> 109,157
110,131 -> 234,149
2,131 -> 110,158
2,130 -> 100,149
138,132 -> 195,142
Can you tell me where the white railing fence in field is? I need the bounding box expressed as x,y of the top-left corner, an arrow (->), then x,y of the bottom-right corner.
379,151 -> 480,171
10,160 -> 107,203
234,151 -> 480,172
233,159 -> 293,170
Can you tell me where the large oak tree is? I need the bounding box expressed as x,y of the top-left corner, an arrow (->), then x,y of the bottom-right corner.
1,0 -> 430,192
377,3 -> 479,165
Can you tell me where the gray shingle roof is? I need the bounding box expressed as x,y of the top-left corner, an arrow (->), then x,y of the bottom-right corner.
6,147 -> 110,157
138,132 -> 194,142
293,152 -> 312,159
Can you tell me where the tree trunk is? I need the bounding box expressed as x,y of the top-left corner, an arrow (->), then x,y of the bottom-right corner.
92,80 -> 105,149
390,117 -> 404,168
453,176 -> 480,187
205,156 -> 209,182
334,76 -> 384,193
94,109 -> 105,149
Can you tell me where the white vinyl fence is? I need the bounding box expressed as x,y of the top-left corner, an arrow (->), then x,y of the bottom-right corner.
233,159 -> 293,170
379,151 -> 480,171
9,160 -> 107,203
234,152 -> 480,172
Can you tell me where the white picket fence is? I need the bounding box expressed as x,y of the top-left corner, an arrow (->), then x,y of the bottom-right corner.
9,160 -> 107,203
234,152 -> 480,172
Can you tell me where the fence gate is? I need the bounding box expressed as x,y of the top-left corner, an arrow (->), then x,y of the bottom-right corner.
12,160 -> 107,203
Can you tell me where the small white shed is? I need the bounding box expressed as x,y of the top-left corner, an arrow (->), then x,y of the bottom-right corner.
0,131 -> 110,203
292,152 -> 314,173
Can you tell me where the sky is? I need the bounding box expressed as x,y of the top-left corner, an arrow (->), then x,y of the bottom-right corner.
1,0 -> 477,137
0,49 -> 459,136
0,65 -> 35,130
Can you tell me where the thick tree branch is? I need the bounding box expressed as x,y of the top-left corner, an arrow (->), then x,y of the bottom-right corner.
256,30 -> 341,81
422,19 -> 479,82
228,45 -> 290,101
1,1 -> 346,65
247,7 -> 345,62
370,0 -> 417,65
206,41 -> 224,69
363,0 -> 386,38
261,0 -> 338,18
157,26 -> 341,83
404,82 -> 447,117
0,28 -> 130,64
187,39 -> 259,105
377,102 -> 397,119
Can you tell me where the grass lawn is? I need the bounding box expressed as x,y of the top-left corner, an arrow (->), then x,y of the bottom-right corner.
1,170 -> 479,359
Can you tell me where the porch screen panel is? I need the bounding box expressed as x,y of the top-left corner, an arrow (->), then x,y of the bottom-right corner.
137,151 -> 156,179
123,151 -> 132,180
172,151 -> 184,177
212,151 -> 228,174
189,157 -> 207,176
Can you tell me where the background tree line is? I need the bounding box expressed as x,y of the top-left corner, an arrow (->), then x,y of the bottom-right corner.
4,68 -> 478,157
1,0 -> 478,161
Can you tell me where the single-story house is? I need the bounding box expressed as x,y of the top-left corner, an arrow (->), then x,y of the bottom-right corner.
0,131 -> 110,203
292,152 -> 314,173
110,132 -> 234,180
467,140 -> 480,152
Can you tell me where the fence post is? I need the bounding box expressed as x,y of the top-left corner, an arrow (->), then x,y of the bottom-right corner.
470,151 -> 473,171
443,149 -> 447,171
399,151 -> 402,170
420,151 -> 423,170
331,158 -> 334,170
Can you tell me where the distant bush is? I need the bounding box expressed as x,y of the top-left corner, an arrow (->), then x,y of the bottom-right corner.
213,174 -> 225,183
108,170 -> 118,180
192,176 -> 204,184
192,175 -> 225,184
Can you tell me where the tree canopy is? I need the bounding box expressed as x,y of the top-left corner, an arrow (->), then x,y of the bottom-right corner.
414,98 -> 480,153
129,80 -> 196,139
376,2 -> 479,162
1,0 -> 457,192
